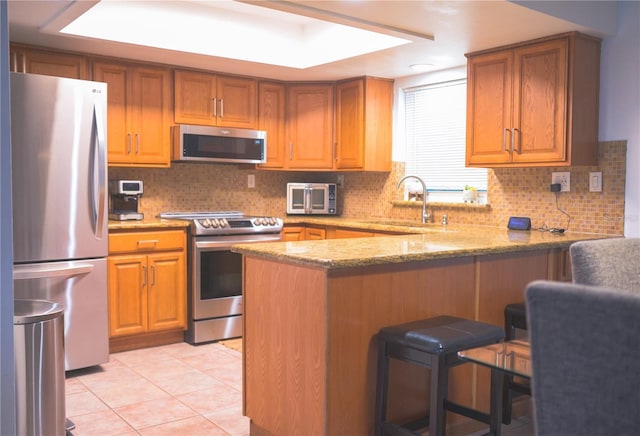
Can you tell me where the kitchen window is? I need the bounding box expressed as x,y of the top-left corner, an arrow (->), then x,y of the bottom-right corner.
404,79 -> 487,203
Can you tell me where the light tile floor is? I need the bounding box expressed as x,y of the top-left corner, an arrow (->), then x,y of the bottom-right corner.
65,341 -> 247,436
65,341 -> 534,436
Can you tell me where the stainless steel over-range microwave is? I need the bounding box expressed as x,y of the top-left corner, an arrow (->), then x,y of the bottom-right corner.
172,124 -> 266,164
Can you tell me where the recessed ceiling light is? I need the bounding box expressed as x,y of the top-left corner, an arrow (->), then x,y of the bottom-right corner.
56,0 -> 420,69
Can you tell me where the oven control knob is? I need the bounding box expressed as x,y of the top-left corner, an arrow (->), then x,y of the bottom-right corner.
199,219 -> 210,228
219,219 -> 228,228
268,218 -> 276,226
210,219 -> 219,228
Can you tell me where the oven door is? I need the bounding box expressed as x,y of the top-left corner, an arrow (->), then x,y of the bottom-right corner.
191,233 -> 281,320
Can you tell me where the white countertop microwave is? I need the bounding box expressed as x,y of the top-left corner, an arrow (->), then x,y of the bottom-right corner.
286,183 -> 338,215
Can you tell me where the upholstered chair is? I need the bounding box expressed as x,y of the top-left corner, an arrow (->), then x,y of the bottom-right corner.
525,280 -> 640,436
569,238 -> 640,291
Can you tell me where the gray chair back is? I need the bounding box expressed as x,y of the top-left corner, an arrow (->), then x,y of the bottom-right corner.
525,280 -> 640,436
569,238 -> 640,292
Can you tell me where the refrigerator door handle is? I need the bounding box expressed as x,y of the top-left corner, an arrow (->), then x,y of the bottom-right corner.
14,261 -> 95,280
90,101 -> 107,239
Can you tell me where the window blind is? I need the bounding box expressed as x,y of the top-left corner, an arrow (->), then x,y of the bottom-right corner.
404,79 -> 487,191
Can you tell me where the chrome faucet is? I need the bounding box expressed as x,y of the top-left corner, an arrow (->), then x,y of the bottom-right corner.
396,175 -> 430,223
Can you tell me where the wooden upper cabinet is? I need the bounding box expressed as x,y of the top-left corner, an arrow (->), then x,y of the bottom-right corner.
286,83 -> 335,170
335,77 -> 393,171
93,60 -> 172,167
258,81 -> 287,169
174,70 -> 257,128
466,32 -> 600,167
11,45 -> 88,79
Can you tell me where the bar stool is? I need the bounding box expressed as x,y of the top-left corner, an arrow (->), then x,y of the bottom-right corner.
374,315 -> 505,436
502,303 -> 531,424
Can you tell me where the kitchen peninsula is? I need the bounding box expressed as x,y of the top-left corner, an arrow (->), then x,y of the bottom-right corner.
233,222 -> 608,436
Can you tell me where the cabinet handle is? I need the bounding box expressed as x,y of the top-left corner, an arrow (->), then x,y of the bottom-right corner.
289,143 -> 293,160
137,239 -> 158,249
11,51 -> 18,72
512,128 -> 520,154
220,99 -> 224,118
503,128 -> 510,153
135,133 -> 140,154
213,98 -> 217,117
127,133 -> 132,154
151,265 -> 156,286
334,142 -> 337,161
142,265 -> 147,287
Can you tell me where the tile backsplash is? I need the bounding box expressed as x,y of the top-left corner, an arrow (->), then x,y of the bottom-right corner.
110,140 -> 625,235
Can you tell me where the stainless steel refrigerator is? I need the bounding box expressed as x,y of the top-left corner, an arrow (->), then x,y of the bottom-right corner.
10,72 -> 109,371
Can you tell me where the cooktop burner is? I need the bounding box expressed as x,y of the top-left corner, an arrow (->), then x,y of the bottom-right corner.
159,211 -> 283,236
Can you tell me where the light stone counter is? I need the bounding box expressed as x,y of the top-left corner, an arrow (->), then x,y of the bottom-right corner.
233,220 -> 609,269
108,218 -> 190,231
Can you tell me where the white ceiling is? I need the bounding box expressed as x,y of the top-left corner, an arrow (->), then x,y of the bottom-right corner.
7,1 -> 618,81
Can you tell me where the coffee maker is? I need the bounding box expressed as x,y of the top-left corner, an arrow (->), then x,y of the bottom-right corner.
108,180 -> 144,221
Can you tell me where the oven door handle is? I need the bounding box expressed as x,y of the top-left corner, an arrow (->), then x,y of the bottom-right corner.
195,235 -> 282,249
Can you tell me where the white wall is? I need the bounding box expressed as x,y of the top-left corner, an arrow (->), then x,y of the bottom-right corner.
598,1 -> 640,236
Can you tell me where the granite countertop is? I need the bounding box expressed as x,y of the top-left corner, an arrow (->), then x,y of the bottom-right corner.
233,218 -> 611,269
108,218 -> 190,231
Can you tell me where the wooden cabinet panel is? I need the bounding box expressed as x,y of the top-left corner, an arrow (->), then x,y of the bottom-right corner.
108,254 -> 148,337
335,77 -> 393,171
174,70 -> 216,124
466,32 -> 600,167
258,81 -> 287,168
109,230 -> 185,254
93,61 -> 171,167
326,228 -> 374,239
174,70 -> 257,128
287,84 -> 335,169
217,74 -> 257,128
281,226 -> 305,241
147,252 -> 186,331
11,45 -> 88,79
305,226 -> 326,240
108,230 -> 187,341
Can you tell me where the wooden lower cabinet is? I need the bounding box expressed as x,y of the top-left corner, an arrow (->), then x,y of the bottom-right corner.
108,229 -> 187,352
243,249 -> 560,435
281,226 -> 305,241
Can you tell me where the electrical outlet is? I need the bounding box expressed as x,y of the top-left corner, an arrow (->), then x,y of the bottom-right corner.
551,172 -> 570,192
247,174 -> 255,189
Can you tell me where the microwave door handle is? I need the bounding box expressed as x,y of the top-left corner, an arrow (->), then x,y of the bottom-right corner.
304,187 -> 312,213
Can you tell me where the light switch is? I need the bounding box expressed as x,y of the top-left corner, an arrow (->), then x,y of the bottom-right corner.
589,172 -> 602,192
248,174 -> 255,189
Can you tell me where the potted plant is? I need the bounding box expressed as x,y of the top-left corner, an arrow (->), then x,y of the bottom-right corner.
462,185 -> 478,203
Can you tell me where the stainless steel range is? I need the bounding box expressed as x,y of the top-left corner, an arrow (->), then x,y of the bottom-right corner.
160,211 -> 283,343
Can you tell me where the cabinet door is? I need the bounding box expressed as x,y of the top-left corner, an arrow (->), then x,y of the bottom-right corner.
131,66 -> 172,166
93,62 -> 132,164
217,74 -> 257,128
258,81 -> 287,168
466,50 -> 513,166
108,254 -> 148,337
511,39 -> 568,164
335,79 -> 364,169
15,47 -> 87,79
287,84 -> 335,169
282,226 -> 305,241
174,70 -> 217,125
147,252 -> 186,332
305,226 -> 326,240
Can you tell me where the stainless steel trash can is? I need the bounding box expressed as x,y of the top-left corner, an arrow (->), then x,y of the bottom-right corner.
14,299 -> 66,436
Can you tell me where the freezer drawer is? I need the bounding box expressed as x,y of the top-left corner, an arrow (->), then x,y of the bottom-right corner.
14,259 -> 109,371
